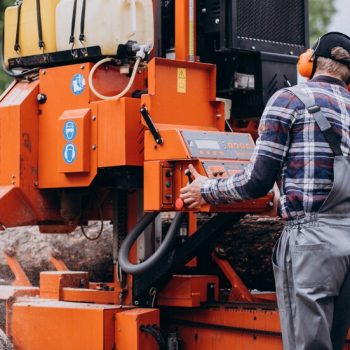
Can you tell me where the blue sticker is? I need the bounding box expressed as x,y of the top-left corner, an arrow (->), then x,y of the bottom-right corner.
71,74 -> 86,95
63,143 -> 77,164
63,121 -> 77,141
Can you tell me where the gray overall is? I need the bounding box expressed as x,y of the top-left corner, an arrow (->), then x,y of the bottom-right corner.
273,86 -> 350,350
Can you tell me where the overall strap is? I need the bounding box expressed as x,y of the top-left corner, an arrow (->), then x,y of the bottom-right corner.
69,0 -> 78,46
286,85 -> 343,156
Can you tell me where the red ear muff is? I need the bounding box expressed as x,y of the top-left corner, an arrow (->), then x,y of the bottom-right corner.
298,49 -> 315,78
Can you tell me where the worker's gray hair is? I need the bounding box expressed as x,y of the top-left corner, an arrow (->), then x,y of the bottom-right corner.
316,47 -> 350,82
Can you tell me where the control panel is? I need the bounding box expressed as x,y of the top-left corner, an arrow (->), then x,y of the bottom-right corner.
181,130 -> 255,160
144,129 -> 273,213
202,161 -> 245,178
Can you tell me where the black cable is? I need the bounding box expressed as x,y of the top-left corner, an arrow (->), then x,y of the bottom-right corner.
69,0 -> 78,45
14,1 -> 22,52
36,0 -> 44,49
140,325 -> 167,350
79,0 -> 86,42
80,198 -> 104,241
151,325 -> 167,348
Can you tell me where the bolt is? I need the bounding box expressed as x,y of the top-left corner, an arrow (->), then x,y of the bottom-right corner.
80,65 -> 85,70
92,144 -> 97,150
42,70 -> 46,75
92,115 -> 97,121
134,300 -> 139,306
202,7 -> 207,13
290,51 -> 294,55
34,181 -> 39,187
215,18 -> 220,24
11,174 -> 15,179
37,93 -> 47,104
251,46 -> 256,50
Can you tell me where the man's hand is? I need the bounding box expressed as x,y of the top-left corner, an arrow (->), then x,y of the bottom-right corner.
180,165 -> 209,209
261,183 -> 280,217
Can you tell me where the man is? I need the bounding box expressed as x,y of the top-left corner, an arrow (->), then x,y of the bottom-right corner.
180,32 -> 350,350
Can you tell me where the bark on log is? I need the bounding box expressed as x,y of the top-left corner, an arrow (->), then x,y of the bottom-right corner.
0,223 -> 114,286
0,216 -> 283,291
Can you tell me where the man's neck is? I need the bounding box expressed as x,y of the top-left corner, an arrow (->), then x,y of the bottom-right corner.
314,71 -> 344,81
311,73 -> 348,89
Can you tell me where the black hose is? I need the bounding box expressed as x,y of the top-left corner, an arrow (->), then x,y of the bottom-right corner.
118,212 -> 185,275
140,325 -> 167,350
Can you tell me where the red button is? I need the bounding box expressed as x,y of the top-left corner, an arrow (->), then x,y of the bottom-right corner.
175,198 -> 184,210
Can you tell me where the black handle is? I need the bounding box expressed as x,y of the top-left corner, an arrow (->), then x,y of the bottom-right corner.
140,106 -> 163,145
184,169 -> 193,184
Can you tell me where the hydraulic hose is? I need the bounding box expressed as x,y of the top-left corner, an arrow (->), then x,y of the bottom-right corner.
88,56 -> 141,100
118,212 -> 185,275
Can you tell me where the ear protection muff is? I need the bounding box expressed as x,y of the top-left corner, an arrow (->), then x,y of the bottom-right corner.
298,32 -> 350,89
298,48 -> 316,78
298,35 -> 324,78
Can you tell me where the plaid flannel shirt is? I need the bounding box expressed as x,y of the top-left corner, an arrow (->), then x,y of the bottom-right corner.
201,76 -> 350,220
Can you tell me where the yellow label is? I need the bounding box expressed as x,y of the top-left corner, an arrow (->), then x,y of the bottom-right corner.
177,68 -> 186,93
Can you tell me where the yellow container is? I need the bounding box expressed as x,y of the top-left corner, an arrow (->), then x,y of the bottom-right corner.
4,0 -> 60,67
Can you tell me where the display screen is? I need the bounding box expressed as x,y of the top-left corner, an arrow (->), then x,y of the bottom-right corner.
195,139 -> 220,150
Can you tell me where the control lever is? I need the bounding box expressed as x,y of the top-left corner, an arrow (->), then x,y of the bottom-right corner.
175,168 -> 194,210
140,106 -> 163,145
184,169 -> 193,184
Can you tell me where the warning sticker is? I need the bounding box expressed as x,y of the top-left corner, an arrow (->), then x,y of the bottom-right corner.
177,68 -> 186,93
71,74 -> 86,95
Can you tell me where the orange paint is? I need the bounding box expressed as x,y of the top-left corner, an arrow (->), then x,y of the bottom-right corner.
158,275 -> 219,307
115,308 -> 160,350
212,254 -> 253,302
11,300 -> 122,350
3,251 -> 31,287
58,109 -> 91,173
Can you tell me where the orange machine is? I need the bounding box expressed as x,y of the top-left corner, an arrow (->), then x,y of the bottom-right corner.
0,0 -> 323,349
